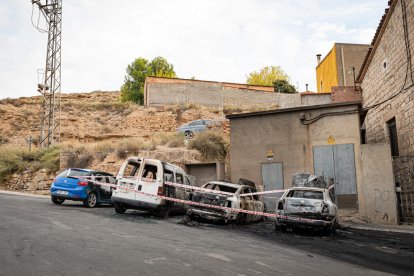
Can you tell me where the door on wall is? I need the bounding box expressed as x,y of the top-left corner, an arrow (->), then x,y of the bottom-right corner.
261,163 -> 284,212
313,144 -> 357,209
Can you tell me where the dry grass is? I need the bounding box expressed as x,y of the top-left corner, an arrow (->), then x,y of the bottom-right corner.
188,130 -> 229,161
0,145 -> 60,182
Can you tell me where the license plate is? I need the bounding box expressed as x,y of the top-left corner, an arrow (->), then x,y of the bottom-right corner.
57,190 -> 68,195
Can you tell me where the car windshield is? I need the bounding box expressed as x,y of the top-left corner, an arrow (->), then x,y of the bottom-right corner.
204,183 -> 238,193
288,190 -> 323,200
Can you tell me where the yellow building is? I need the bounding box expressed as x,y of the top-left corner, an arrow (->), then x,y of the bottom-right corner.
316,43 -> 370,93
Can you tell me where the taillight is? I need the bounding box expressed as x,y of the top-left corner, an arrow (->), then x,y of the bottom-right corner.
157,187 -> 164,196
52,178 -> 56,183
78,181 -> 88,186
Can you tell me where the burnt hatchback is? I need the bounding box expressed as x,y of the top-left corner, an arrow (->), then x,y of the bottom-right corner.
187,181 -> 264,224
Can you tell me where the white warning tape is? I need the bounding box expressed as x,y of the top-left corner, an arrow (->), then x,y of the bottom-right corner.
70,176 -> 330,224
164,181 -> 234,196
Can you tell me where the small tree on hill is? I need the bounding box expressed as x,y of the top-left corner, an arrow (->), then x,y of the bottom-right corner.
273,79 -> 297,94
246,65 -> 289,86
119,56 -> 176,104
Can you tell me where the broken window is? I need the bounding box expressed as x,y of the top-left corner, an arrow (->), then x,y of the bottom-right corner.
142,164 -> 158,180
288,190 -> 323,200
204,183 -> 238,193
164,170 -> 174,182
176,173 -> 184,184
240,187 -> 253,200
123,161 -> 140,178
387,118 -> 399,157
184,176 -> 191,186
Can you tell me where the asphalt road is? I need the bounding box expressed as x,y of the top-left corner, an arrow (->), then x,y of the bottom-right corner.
1,193 -> 414,276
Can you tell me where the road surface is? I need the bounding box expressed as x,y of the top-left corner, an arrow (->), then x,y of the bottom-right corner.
1,193 -> 414,275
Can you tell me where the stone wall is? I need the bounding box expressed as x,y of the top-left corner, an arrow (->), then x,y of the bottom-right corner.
6,169 -> 54,193
361,0 -> 414,156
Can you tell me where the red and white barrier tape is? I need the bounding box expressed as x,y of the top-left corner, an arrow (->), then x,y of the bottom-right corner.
72,176 -> 329,224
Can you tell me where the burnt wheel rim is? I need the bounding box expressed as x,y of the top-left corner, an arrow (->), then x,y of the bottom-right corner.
88,194 -> 97,207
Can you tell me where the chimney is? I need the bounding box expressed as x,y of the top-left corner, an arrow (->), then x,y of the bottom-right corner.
305,84 -> 309,92
316,54 -> 322,64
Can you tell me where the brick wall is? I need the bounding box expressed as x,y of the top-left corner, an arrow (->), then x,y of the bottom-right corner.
331,86 -> 362,103
361,0 -> 414,156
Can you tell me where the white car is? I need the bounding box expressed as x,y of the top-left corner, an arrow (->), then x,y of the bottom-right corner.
112,157 -> 192,217
275,186 -> 338,233
187,181 -> 264,224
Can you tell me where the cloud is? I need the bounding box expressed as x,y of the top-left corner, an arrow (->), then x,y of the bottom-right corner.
0,0 -> 387,98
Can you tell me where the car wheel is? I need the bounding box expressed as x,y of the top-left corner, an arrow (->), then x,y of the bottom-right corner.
184,131 -> 194,140
83,192 -> 98,208
114,202 -> 126,214
235,212 -> 247,225
51,196 -> 65,205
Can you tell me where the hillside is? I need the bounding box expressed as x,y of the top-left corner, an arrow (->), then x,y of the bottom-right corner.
0,91 -> 225,147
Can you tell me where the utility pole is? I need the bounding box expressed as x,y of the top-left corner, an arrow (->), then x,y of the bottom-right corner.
31,0 -> 62,148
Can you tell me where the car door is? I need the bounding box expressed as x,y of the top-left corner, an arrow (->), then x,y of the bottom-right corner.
249,187 -> 263,221
93,173 -> 111,201
240,187 -> 255,223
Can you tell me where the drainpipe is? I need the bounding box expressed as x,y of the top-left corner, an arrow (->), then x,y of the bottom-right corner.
341,45 -> 347,86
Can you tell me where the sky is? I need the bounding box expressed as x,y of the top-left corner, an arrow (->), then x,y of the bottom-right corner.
0,0 -> 387,99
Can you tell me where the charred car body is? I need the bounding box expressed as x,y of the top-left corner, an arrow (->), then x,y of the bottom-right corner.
275,173 -> 338,232
112,157 -> 192,217
187,181 -> 264,224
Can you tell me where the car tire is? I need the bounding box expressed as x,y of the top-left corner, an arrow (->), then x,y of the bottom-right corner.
114,202 -> 126,214
235,212 -> 247,225
83,192 -> 98,208
184,131 -> 194,140
51,196 -> 65,205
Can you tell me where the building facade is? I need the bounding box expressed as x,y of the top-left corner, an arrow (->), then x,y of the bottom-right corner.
227,102 -> 398,224
358,0 -> 414,222
316,43 -> 370,93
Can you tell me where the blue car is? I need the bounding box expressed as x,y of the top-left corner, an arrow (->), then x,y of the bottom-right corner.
176,119 -> 215,139
50,168 -> 116,208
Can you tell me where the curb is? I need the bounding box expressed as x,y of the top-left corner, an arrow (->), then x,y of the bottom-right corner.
340,222 -> 414,235
0,190 -> 50,199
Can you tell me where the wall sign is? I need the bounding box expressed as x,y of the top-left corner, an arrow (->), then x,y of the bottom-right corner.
266,148 -> 274,160
327,135 -> 336,145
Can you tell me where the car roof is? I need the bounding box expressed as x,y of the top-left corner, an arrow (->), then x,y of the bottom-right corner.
68,168 -> 93,172
288,186 -> 327,192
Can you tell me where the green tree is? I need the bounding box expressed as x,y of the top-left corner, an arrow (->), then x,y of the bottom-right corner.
246,65 -> 289,86
119,56 -> 176,104
273,79 -> 297,94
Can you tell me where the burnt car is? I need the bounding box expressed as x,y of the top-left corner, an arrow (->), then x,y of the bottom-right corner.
275,186 -> 338,233
187,181 -> 264,224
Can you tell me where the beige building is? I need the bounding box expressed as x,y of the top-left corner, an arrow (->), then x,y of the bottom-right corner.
227,102 -> 398,224
358,0 -> 414,222
316,43 -> 370,93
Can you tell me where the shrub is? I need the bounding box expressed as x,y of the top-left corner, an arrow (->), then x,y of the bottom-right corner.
189,130 -> 228,161
115,138 -> 143,159
0,145 -> 61,182
40,146 -> 61,172
66,152 -> 93,168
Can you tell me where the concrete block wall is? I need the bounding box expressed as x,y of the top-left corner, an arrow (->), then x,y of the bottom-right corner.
361,0 -> 414,156
146,80 -> 334,110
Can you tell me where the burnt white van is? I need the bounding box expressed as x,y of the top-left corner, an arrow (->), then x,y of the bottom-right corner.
111,157 -> 192,217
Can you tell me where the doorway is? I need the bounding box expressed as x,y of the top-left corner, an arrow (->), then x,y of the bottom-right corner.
313,144 -> 358,209
261,163 -> 284,212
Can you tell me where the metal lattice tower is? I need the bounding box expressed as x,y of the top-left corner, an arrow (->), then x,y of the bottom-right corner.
31,0 -> 62,148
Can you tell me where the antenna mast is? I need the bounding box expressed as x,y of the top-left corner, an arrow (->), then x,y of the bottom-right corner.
31,0 -> 62,148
